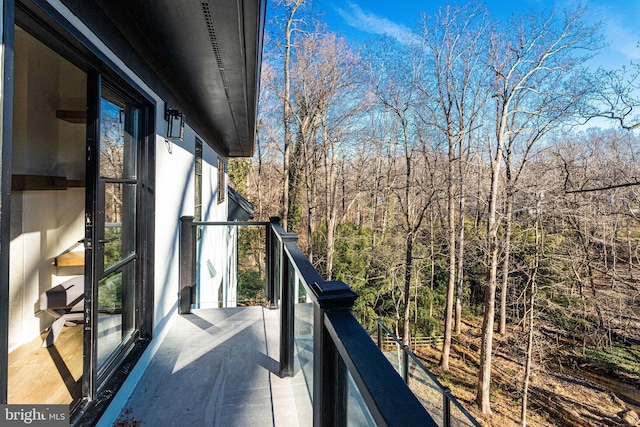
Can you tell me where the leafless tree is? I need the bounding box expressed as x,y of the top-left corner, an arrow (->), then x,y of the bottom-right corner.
476,7 -> 602,414
417,2 -> 490,370
368,36 -> 440,346
280,0 -> 306,230
588,63 -> 640,131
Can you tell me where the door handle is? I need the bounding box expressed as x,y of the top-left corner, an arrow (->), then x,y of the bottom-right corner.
98,237 -> 118,244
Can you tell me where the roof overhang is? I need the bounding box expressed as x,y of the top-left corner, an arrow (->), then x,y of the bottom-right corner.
228,186 -> 254,221
59,0 -> 265,157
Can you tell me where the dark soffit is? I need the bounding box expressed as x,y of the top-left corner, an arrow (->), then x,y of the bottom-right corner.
60,0 -> 265,157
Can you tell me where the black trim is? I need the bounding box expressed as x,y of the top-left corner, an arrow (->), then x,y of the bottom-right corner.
139,103 -> 155,341
0,0 -> 15,405
58,0 -> 230,156
16,0 -> 155,105
324,310 -> 438,427
83,69 -> 156,408
71,338 -> 150,427
7,2 -> 157,420
83,69 -> 100,401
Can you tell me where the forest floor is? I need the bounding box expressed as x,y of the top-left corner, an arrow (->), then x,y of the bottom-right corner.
415,315 -> 640,426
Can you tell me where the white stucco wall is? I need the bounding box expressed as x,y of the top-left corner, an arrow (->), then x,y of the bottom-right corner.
153,128 -> 194,324
197,146 -> 229,308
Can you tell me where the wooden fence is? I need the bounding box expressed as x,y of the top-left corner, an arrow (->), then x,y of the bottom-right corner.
380,335 -> 444,351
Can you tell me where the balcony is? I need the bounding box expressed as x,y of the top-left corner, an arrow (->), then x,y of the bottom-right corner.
110,218 -> 476,426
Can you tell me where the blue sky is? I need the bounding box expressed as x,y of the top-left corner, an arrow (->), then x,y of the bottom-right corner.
320,0 -> 640,69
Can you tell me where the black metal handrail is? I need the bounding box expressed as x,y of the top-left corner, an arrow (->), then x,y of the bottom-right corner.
325,310 -> 437,426
269,217 -> 437,426
376,320 -> 481,427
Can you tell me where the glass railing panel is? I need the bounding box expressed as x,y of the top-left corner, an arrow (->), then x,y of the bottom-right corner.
450,401 -> 477,427
345,369 -> 376,426
293,273 -> 313,425
194,223 -> 267,308
235,226 -> 267,306
373,320 -> 479,426
272,236 -> 282,307
381,340 -> 403,376
407,355 -> 445,426
294,277 -> 313,385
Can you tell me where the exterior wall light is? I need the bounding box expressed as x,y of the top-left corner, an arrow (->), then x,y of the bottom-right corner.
165,103 -> 184,140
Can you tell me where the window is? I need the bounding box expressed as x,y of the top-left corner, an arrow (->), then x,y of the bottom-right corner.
195,139 -> 203,222
218,158 -> 225,204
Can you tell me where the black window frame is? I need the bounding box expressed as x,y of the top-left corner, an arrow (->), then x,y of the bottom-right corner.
0,2 -> 157,424
217,157 -> 225,204
195,138 -> 203,223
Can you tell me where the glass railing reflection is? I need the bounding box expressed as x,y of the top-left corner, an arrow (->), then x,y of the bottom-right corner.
346,369 -> 376,425
194,223 -> 267,308
376,321 -> 480,427
408,355 -> 444,426
294,277 -> 313,404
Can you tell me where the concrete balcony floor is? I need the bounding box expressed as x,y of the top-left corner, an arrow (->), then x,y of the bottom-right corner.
113,307 -> 312,426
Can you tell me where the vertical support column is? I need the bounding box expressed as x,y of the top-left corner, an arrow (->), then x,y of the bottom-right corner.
266,216 -> 281,309
402,345 -> 409,384
312,280 -> 358,427
278,232 -> 298,377
335,350 -> 348,426
443,387 -> 452,427
376,319 -> 382,349
314,302 -> 336,427
0,0 -> 14,405
179,216 -> 195,314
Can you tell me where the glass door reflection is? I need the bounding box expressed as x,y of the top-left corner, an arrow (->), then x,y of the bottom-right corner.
96,86 -> 139,371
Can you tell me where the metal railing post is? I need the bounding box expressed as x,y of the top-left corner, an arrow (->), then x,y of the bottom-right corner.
266,217 -> 279,308
402,344 -> 410,384
179,216 -> 195,314
279,232 -> 298,377
443,387 -> 452,427
311,280 -> 358,427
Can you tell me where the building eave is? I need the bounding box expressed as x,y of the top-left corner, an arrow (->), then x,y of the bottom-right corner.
59,0 -> 265,157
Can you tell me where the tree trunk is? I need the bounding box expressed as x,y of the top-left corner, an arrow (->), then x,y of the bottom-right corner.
281,2 -> 300,230
302,132 -> 315,262
521,216 -> 540,427
627,219 -> 634,279
441,135 -> 457,370
323,115 -> 337,280
476,136 -> 504,415
521,278 -> 535,427
455,194 -> 465,334
499,193 -> 513,335
403,233 -> 414,346
430,209 -> 435,318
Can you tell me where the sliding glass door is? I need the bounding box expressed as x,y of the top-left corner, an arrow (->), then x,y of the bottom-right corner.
95,86 -> 139,370
84,72 -> 146,397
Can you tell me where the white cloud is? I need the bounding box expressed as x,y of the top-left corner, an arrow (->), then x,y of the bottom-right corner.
588,1 -> 640,61
334,2 -> 419,45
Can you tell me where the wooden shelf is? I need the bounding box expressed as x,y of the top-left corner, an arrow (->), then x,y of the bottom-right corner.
55,252 -> 84,267
56,110 -> 86,124
12,174 -> 85,191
